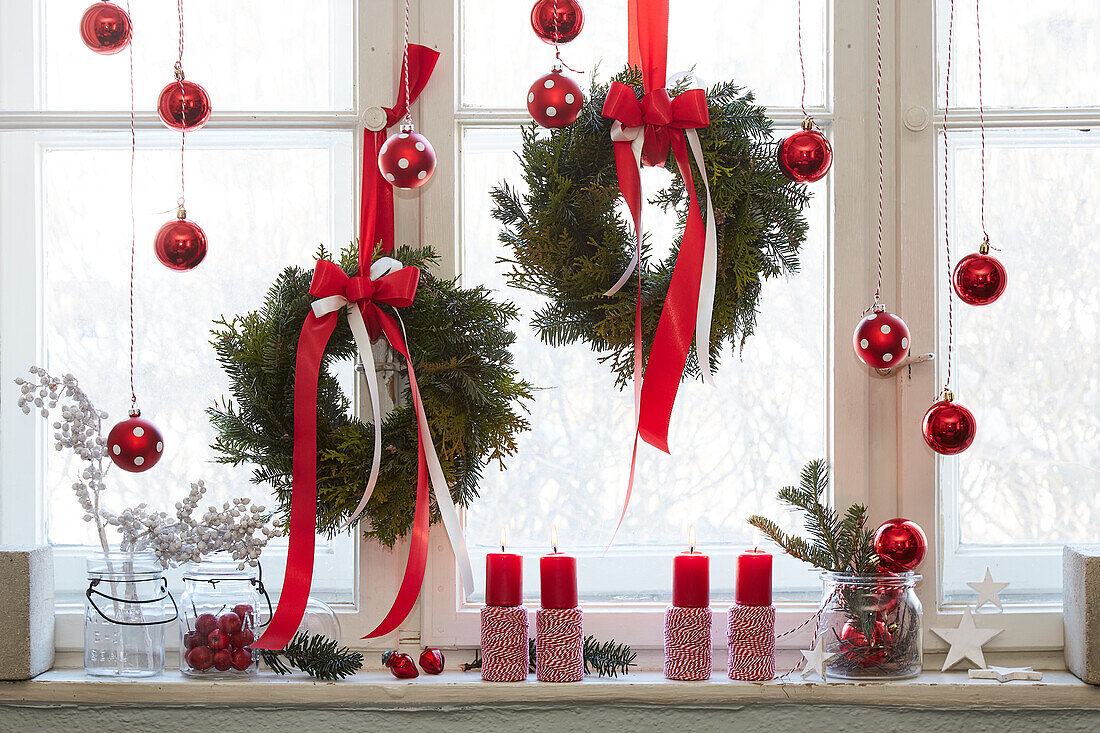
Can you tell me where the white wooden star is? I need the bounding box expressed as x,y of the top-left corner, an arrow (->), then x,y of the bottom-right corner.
966,568 -> 1010,611
800,636 -> 835,681
931,606 -> 1003,671
968,666 -> 1043,682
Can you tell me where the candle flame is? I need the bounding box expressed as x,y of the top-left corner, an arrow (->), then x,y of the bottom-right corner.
752,526 -> 762,552
688,524 -> 696,553
500,526 -> 508,553
551,524 -> 558,553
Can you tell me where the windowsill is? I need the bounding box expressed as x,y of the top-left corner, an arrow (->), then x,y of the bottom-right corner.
3,668 -> 1097,710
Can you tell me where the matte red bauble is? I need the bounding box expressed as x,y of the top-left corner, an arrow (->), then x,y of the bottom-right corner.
777,125 -> 833,183
873,518 -> 927,572
527,70 -> 583,128
839,619 -> 890,667
922,395 -> 976,455
953,249 -> 1007,306
418,647 -> 445,675
80,2 -> 132,55
378,126 -> 436,190
382,650 -> 419,679
852,307 -> 910,369
157,80 -> 212,131
531,0 -> 584,45
107,411 -> 164,473
155,217 -> 207,271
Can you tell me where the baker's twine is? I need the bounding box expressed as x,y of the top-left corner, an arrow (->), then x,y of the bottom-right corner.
664,606 -> 712,680
480,605 -> 529,682
728,604 -> 776,680
535,607 -> 583,682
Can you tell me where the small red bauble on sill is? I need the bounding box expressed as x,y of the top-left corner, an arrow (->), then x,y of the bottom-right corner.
873,519 -> 927,572
378,124 -> 436,190
155,215 -> 207,271
419,647 -> 445,675
852,306 -> 910,369
777,120 -> 833,183
922,392 -> 976,455
382,650 -> 419,679
527,69 -> 583,129
530,0 -> 585,45
80,1 -> 132,55
953,241 -> 1007,306
106,409 -> 164,473
158,78 -> 212,132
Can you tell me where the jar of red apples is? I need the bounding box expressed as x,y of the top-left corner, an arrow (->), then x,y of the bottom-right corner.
179,553 -> 268,677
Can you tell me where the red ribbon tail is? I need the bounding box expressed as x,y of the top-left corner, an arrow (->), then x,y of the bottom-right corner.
252,312 -> 336,651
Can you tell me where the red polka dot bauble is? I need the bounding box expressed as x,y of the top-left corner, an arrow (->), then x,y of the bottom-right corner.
839,618 -> 891,667
107,410 -> 164,473
852,307 -> 910,369
530,0 -> 584,45
922,394 -> 976,455
527,70 -> 583,129
953,246 -> 1007,306
80,2 -> 132,55
777,124 -> 833,183
378,125 -> 436,190
873,518 -> 927,572
157,79 -> 212,131
155,217 -> 208,271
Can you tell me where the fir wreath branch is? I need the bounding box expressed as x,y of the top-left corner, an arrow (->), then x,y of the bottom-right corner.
260,631 -> 364,681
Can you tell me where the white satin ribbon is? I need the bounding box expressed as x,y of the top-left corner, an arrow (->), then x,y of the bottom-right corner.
604,120 -> 646,297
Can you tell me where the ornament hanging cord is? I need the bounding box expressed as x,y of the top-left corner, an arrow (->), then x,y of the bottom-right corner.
401,0 -> 412,125
941,0 -> 955,398
551,0 -> 583,73
126,0 -> 137,412
869,0 -> 885,310
797,0 -> 812,129
175,0 -> 187,218
976,0 -> 993,253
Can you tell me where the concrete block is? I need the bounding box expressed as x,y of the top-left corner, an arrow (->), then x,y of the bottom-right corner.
1064,544 -> 1100,684
0,545 -> 54,679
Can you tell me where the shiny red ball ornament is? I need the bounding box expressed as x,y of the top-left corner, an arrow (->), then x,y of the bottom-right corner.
839,618 -> 891,667
852,307 -> 910,369
953,242 -> 1007,306
155,215 -> 207,271
873,518 -> 928,572
80,2 -> 132,55
777,121 -> 833,183
378,125 -> 436,190
106,410 -> 164,473
418,648 -> 445,675
527,69 -> 583,129
157,79 -> 212,131
922,393 -> 977,455
530,0 -> 584,45
382,650 -> 419,679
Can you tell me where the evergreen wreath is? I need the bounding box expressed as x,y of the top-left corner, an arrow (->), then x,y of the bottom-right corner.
492,67 -> 811,385
208,244 -> 534,546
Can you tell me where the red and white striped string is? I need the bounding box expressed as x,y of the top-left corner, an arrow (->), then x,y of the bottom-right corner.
125,0 -> 137,410
797,0 -> 808,120
871,0 -> 885,307
976,0 -> 987,240
535,607 -> 583,682
401,0 -> 412,125
175,0 -> 187,214
727,604 -> 775,681
480,605 -> 530,682
941,0 -> 956,396
663,606 -> 712,681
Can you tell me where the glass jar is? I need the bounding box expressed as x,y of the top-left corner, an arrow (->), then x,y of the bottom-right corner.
179,553 -> 268,678
84,551 -> 175,677
818,571 -> 923,680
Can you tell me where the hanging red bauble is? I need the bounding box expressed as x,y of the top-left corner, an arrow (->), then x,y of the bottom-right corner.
873,518 -> 927,572
155,215 -> 207,271
80,2 -> 132,55
378,125 -> 436,190
852,307 -> 910,369
777,121 -> 833,183
527,69 -> 583,129
382,650 -> 419,679
922,393 -> 976,455
106,410 -> 164,473
418,648 -> 445,675
157,79 -> 212,132
953,243 -> 1007,306
839,618 -> 891,667
530,0 -> 584,45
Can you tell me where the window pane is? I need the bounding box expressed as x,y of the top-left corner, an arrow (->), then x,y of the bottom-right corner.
461,0 -> 827,111
937,0 -> 1100,109
0,0 -> 353,110
460,125 -> 828,603
940,128 -> 1100,602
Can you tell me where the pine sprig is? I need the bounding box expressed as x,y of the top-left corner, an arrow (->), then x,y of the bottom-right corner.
260,631 -> 364,680
462,636 -> 636,678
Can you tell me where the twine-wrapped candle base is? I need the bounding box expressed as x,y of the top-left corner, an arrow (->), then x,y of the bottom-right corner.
535,607 -> 583,682
727,603 -> 775,680
480,605 -> 530,682
664,606 -> 712,680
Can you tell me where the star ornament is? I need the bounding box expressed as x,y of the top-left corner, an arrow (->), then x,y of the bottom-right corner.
968,666 -> 1043,683
931,606 -> 1003,671
967,568 -> 1010,611
800,637 -> 836,681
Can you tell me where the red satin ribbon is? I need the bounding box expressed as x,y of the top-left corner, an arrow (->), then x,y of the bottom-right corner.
253,44 -> 439,651
603,0 -> 710,534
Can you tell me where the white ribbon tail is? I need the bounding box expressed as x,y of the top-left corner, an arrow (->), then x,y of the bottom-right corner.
685,128 -> 718,386
336,304 -> 384,532
604,122 -> 646,297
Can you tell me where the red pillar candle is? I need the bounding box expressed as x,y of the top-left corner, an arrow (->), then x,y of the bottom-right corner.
539,527 -> 578,609
672,526 -> 710,608
486,550 -> 523,608
735,548 -> 772,607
